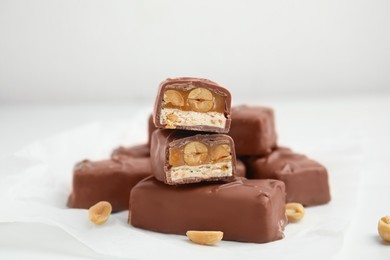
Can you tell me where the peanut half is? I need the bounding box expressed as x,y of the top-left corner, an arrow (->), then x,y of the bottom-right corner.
285,203 -> 305,223
186,231 -> 223,245
188,88 -> 214,112
378,216 -> 390,243
211,144 -> 231,163
164,89 -> 185,107
88,201 -> 112,225
184,141 -> 209,166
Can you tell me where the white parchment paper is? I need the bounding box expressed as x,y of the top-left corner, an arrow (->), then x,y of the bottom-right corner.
0,115 -> 361,260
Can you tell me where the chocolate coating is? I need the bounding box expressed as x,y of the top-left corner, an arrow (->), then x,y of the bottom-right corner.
111,143 -> 150,160
67,157 -> 151,212
229,105 -> 277,156
153,77 -> 232,133
236,159 -> 247,178
148,114 -> 156,146
130,177 -> 287,243
247,147 -> 331,206
151,129 -> 236,185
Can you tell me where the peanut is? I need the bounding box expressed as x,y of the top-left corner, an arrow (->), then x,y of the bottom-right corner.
188,88 -> 214,112
186,231 -> 223,245
184,141 -> 209,166
88,201 -> 112,225
211,144 -> 231,163
378,216 -> 390,243
285,203 -> 305,223
164,89 -> 185,107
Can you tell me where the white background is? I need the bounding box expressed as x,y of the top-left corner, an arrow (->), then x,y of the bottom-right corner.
1,0 -> 390,103
1,1 -> 390,260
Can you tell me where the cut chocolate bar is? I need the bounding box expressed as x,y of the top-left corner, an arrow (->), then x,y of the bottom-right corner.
229,105 -> 277,156
153,77 -> 232,133
151,129 -> 236,185
67,157 -> 151,212
130,177 -> 287,243
111,143 -> 150,161
246,147 -> 331,206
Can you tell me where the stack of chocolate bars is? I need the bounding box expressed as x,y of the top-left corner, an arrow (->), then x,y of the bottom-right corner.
68,77 -> 331,243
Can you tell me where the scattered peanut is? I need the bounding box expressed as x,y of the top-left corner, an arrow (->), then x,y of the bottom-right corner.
211,144 -> 231,163
186,231 -> 223,245
184,141 -> 209,166
188,88 -> 214,112
88,201 -> 112,225
378,216 -> 390,243
285,203 -> 305,223
164,89 -> 185,107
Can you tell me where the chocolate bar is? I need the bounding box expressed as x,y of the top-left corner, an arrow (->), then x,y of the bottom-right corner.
236,159 -> 246,178
67,157 -> 151,212
130,177 -> 287,243
246,147 -> 331,206
151,129 -> 236,185
153,77 -> 232,133
229,105 -> 277,156
111,144 -> 150,160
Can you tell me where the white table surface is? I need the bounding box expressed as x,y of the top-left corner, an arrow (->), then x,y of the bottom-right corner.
0,95 -> 390,259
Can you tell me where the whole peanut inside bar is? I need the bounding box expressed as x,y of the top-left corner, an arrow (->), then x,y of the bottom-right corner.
161,85 -> 227,129
168,140 -> 233,182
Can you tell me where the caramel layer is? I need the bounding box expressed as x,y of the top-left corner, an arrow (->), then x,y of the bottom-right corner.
162,85 -> 227,113
168,140 -> 232,168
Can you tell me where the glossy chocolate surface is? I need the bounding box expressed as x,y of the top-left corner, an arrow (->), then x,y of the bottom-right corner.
153,77 -> 232,133
130,177 -> 287,243
236,159 -> 247,178
67,157 -> 151,212
229,105 -> 277,156
150,129 -> 236,185
148,114 -> 156,146
246,147 -> 331,206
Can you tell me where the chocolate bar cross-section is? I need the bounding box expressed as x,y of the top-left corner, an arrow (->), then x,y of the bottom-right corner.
153,77 -> 232,133
151,129 -> 236,185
